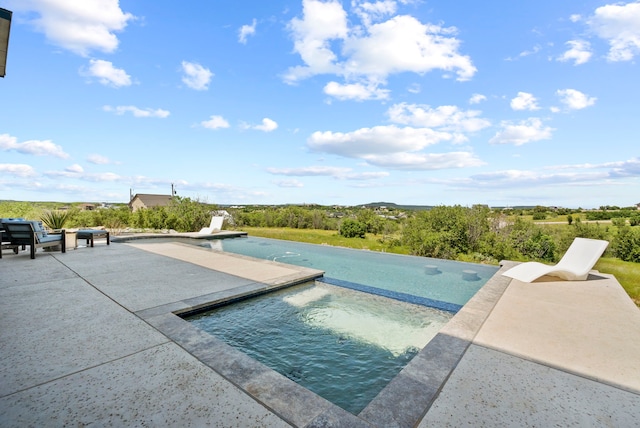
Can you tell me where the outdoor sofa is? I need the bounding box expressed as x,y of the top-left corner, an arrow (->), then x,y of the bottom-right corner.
1,220 -> 66,259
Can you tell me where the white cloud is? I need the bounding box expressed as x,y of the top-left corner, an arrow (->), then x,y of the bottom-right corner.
0,133 -> 70,158
274,179 -> 304,188
506,45 -> 541,61
588,1 -> 640,61
268,165 -> 352,177
181,61 -> 213,90
407,83 -> 421,94
558,40 -> 592,65
285,0 -> 476,98
267,165 -> 389,180
352,0 -> 397,26
87,154 -> 111,164
570,14 -> 582,23
103,105 -> 170,118
252,118 -> 279,132
239,19 -> 257,44
285,0 -> 348,82
556,89 -> 597,110
308,125 -> 450,157
84,59 -> 132,87
489,118 -> 554,146
12,0 -> 134,56
342,15 -> 476,81
323,81 -> 390,100
469,93 -> 487,104
0,164 -> 37,177
362,151 -> 485,170
387,103 -> 491,133
201,115 -> 230,130
510,92 -> 540,111
65,164 -> 84,174
306,124 -> 482,170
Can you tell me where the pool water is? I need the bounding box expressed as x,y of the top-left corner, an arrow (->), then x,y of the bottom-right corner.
211,236 -> 499,310
186,282 -> 452,414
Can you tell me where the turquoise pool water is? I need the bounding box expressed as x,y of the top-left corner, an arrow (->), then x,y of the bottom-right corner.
209,236 -> 498,311
186,281 -> 452,414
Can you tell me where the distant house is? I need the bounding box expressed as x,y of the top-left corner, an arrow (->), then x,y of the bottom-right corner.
129,194 -> 173,212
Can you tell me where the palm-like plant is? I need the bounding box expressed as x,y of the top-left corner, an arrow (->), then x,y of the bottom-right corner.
41,210 -> 70,230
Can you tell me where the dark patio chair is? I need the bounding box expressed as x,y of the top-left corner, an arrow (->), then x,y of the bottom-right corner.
1,221 -> 66,259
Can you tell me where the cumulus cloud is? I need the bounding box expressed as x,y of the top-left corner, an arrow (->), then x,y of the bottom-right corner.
66,164 -> 84,173
285,0 -> 476,99
555,89 -> 597,111
306,124 -> 483,170
308,125 -> 450,157
0,164 -> 37,177
469,93 -> 487,104
510,92 -> 540,111
0,133 -> 70,158
181,61 -> 213,90
239,19 -> 257,44
12,0 -> 134,56
387,103 -> 491,133
323,81 -> 390,101
103,105 -> 170,118
558,40 -> 592,65
248,118 -> 278,132
201,115 -> 230,130
489,118 -> 554,146
588,1 -> 640,61
83,59 -> 132,87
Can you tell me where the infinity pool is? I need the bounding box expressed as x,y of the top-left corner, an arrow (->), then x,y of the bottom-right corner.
182,236 -> 499,414
206,236 -> 499,311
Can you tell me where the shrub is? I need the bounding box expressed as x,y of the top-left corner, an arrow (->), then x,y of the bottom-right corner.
339,219 -> 367,238
41,210 -> 70,230
532,212 -> 546,220
611,217 -> 627,227
612,226 -> 640,262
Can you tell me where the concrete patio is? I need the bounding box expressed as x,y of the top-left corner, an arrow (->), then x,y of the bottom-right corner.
1,239 -> 639,426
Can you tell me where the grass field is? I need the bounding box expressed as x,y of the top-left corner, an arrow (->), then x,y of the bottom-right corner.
237,226 -> 640,306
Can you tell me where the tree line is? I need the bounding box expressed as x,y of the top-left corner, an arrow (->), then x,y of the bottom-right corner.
2,199 -> 639,263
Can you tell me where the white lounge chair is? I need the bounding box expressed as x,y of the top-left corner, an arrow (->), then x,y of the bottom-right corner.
502,237 -> 609,283
198,216 -> 224,234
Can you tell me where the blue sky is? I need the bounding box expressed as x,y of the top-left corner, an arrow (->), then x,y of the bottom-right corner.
1,0 -> 639,208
